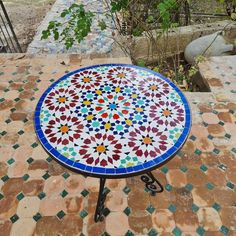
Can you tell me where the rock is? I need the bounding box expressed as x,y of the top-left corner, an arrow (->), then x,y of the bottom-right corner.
184,31 -> 235,64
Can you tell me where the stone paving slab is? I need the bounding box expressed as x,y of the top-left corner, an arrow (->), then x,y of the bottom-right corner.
27,0 -> 115,55
0,54 -> 236,236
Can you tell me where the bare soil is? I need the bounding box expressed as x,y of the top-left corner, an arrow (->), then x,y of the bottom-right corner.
3,0 -> 55,52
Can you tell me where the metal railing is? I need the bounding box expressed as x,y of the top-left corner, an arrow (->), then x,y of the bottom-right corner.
0,0 -> 22,53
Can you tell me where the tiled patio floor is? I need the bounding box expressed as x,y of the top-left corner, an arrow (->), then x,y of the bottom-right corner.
0,54 -> 236,236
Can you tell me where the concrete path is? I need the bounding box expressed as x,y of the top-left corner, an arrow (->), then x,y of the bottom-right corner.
27,0 -> 115,54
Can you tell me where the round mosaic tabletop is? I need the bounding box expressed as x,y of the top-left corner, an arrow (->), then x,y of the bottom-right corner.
34,64 -> 191,177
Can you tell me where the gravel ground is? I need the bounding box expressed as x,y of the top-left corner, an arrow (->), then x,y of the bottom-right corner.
2,0 -> 55,52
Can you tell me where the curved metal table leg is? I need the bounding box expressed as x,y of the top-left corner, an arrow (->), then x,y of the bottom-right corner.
94,177 -> 107,222
141,172 -> 164,196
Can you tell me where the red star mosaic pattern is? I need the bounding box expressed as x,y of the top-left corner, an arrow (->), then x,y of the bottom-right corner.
70,70 -> 102,90
44,115 -> 83,145
44,88 -> 79,112
149,100 -> 185,127
79,133 -> 123,167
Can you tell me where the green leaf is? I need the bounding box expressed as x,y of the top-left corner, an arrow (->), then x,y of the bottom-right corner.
53,30 -> 59,40
98,20 -> 107,30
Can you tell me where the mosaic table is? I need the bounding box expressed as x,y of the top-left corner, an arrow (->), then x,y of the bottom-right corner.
34,64 -> 191,222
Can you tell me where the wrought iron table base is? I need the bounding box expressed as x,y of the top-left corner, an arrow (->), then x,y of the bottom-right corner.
94,171 -> 164,222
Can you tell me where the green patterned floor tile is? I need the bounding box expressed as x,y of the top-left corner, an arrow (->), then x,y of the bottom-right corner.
7,158 -> 15,165
206,182 -> 215,190
18,130 -> 24,135
192,203 -> 199,213
12,144 -> 19,149
213,148 -> 220,155
172,226 -> 182,236
200,164 -> 208,172
196,226 -> 205,236
33,212 -> 42,222
185,183 -> 193,191
38,192 -> 46,200
161,166 -> 168,173
60,190 -> 68,198
10,214 -> 19,223
180,165 -> 188,173
62,172 -> 70,179
226,182 -> 235,190
146,204 -> 155,214
194,149 -> 202,155
123,186 -> 131,195
80,189 -> 89,197
165,184 -> 173,192
42,172 -> 50,180
123,207 -> 131,216
31,142 -> 38,148
22,174 -> 30,181
79,209 -> 88,219
125,230 -> 134,236
57,210 -> 66,219
148,229 -> 158,236
16,192 -> 24,201
220,225 -> 229,235
168,204 -> 177,213
212,202 -> 221,212
27,157 -> 34,164
1,175 -> 9,182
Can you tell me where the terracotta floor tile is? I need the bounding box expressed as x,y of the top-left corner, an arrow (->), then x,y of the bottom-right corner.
1,178 -> 24,197
191,125 -> 209,139
22,179 -> 44,196
195,138 -> 215,152
206,168 -> 227,187
150,190 -> 175,209
8,161 -> 28,178
16,196 -> 40,217
106,212 -> 129,236
212,188 -> 236,207
220,207 -> 236,230
0,162 -> 8,177
85,177 -> 100,192
65,174 -> 85,196
152,209 -> 175,232
174,187 -> 193,210
174,211 -> 199,232
65,196 -> 83,214
192,187 -> 215,207
43,176 -> 65,197
10,218 -> 36,236
34,216 -> 83,236
48,160 -> 67,176
106,191 -> 127,212
128,188 -> 150,211
106,178 -> 126,191
87,220 -> 105,236
202,113 -> 220,124
226,168 -> 236,184
166,169 -> 187,188
128,213 -> 152,234
201,153 -> 220,167
207,124 -> 225,137
186,169 -> 208,187
218,112 -> 233,123
197,207 -> 222,231
39,197 -> 66,216
0,220 -> 12,236
0,195 -> 18,220
217,150 -> 236,167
